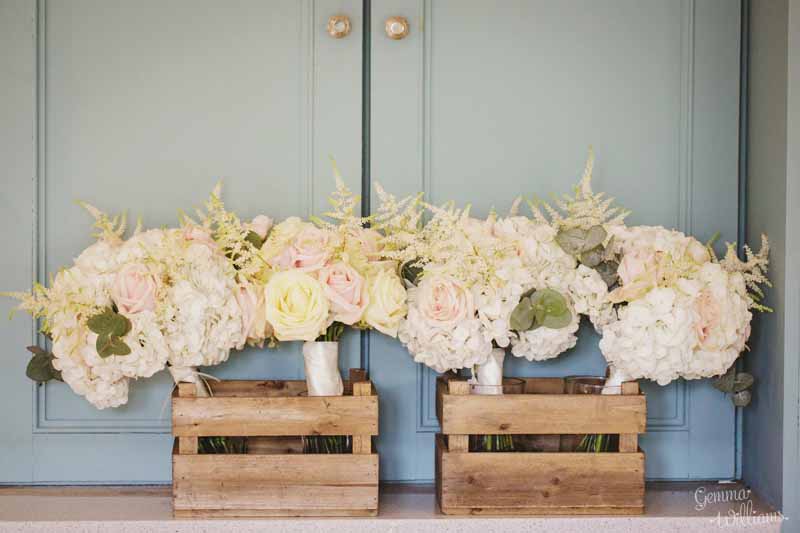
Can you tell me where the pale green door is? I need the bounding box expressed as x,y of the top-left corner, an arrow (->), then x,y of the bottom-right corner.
369,0 -> 742,481
1,0 -> 743,484
0,0 -> 363,483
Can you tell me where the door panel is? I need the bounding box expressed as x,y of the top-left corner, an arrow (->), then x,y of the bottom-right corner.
371,0 -> 740,481
0,0 -> 362,483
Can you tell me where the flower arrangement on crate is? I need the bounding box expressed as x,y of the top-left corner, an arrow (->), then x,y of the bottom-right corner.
4,150 -> 771,456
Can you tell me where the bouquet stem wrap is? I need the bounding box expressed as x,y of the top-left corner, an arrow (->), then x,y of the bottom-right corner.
303,341 -> 344,396
168,366 -> 212,397
470,348 -> 506,396
602,365 -> 626,395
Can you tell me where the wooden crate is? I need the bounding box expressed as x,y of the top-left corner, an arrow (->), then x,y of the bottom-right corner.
435,376 -> 646,516
172,368 -> 379,518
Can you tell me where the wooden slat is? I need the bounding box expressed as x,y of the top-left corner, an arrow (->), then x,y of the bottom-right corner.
352,379 -> 373,454
176,384 -> 198,454
436,435 -> 644,514
173,454 -> 378,514
172,395 -> 378,437
619,381 -> 641,452
441,393 -> 646,435
446,379 -> 470,453
205,380 -> 309,398
521,377 -> 565,394
246,436 -> 304,455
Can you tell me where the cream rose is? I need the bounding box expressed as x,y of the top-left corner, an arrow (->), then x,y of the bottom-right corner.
364,268 -> 407,336
416,275 -> 474,329
111,263 -> 158,314
317,262 -> 369,325
264,270 -> 331,341
352,228 -> 383,261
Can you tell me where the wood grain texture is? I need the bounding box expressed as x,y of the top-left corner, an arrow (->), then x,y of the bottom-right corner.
172,395 -> 378,437
352,379 -> 374,454
435,435 -> 644,515
619,381 -> 641,452
173,452 -> 378,516
441,393 -> 646,435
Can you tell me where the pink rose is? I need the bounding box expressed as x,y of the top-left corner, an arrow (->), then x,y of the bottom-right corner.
317,262 -> 369,325
694,289 -> 720,344
290,226 -> 333,271
417,275 -> 474,328
235,283 -> 271,347
182,225 -> 216,248
111,264 -> 158,314
617,250 -> 655,286
245,215 -> 273,240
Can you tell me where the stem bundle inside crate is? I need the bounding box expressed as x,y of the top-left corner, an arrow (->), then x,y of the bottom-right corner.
435,376 -> 646,515
171,369 -> 379,518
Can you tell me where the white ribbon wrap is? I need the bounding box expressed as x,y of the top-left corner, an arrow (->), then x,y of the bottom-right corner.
303,341 -> 344,396
470,347 -> 506,395
602,365 -> 627,395
168,366 -> 215,397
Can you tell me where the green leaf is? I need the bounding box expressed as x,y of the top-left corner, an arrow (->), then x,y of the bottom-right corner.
109,313 -> 131,337
580,245 -> 604,268
595,261 -> 619,287
87,308 -> 131,337
87,309 -> 117,335
584,225 -> 607,251
25,348 -> 61,383
712,366 -> 736,393
400,261 -> 423,285
732,390 -> 752,407
555,227 -> 588,256
541,309 -> 573,329
96,333 -> 114,358
244,230 -> 264,250
109,336 -> 131,356
510,297 -> 535,331
733,372 -> 754,392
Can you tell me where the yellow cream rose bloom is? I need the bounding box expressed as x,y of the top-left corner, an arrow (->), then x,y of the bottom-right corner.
264,270 -> 331,341
364,268 -> 407,337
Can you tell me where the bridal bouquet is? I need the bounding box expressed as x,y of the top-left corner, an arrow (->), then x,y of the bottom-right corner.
377,186 -> 590,373
258,173 -> 407,343
598,225 -> 770,403
5,188 -> 267,408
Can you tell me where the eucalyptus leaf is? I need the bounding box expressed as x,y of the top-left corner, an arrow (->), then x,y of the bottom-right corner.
713,366 -> 736,393
732,390 -> 752,407
510,297 -> 535,331
595,261 -> 619,287
555,227 -> 588,256
584,225 -> 607,251
580,246 -> 604,268
96,333 -> 114,358
87,309 -> 117,335
109,336 -> 132,356
25,347 -> 61,383
109,313 -> 131,337
733,372 -> 754,392
532,288 -> 568,317
244,230 -> 264,250
541,310 -> 573,329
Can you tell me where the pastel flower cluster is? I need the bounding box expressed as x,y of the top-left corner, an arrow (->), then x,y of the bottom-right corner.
599,225 -> 767,385
10,208 -> 247,408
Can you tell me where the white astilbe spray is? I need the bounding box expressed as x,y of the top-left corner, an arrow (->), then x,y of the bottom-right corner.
528,148 -> 630,232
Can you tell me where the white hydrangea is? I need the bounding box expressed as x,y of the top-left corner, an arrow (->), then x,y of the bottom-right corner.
398,282 -> 493,373
599,227 -> 757,386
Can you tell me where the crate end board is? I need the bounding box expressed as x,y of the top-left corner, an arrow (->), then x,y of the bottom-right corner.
173,452 -> 379,518
435,435 -> 645,515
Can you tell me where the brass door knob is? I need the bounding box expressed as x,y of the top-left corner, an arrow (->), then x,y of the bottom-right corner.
327,15 -> 351,39
385,16 -> 409,40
